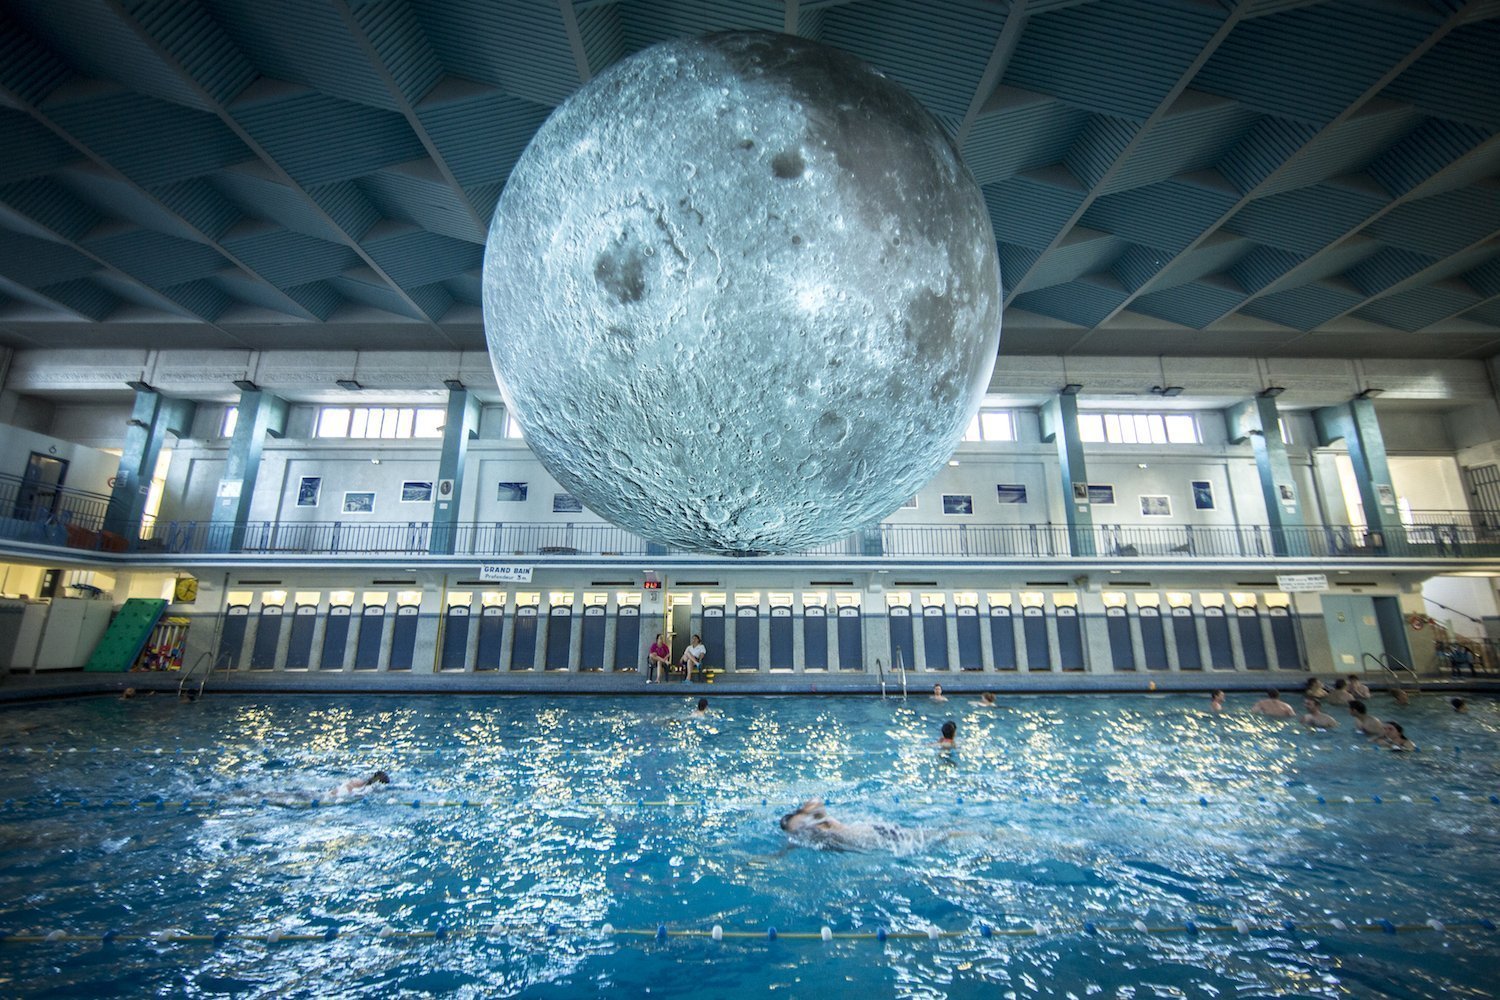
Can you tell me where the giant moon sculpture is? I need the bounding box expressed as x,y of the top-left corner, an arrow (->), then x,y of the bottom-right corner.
483,31 -> 1001,554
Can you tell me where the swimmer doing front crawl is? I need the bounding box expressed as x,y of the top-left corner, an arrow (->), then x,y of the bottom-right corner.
779,798 -> 965,854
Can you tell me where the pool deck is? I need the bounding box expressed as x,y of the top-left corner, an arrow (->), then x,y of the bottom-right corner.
4,668 -> 1499,704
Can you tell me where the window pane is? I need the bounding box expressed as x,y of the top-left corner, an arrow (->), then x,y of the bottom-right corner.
1078,414 -> 1105,442
980,411 -> 1014,442
317,407 -> 350,438
349,407 -> 370,438
963,415 -> 981,441
220,407 -> 238,438
1277,419 -> 1291,445
396,408 -> 415,438
380,408 -> 399,439
1165,414 -> 1198,443
505,413 -> 525,439
1145,414 -> 1165,444
414,408 -> 444,438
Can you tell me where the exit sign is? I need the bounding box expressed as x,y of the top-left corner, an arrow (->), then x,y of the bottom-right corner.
642,579 -> 662,590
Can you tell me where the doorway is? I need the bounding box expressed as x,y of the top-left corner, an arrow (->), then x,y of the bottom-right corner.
1320,595 -> 1384,672
15,452 -> 68,520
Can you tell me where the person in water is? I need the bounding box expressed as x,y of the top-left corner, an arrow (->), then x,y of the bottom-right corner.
1208,690 -> 1225,712
1251,690 -> 1296,717
692,697 -> 709,717
329,770 -> 389,798
974,692 -> 997,707
937,720 -> 956,747
1349,699 -> 1385,739
1323,679 -> 1353,706
1302,697 -> 1338,730
1378,721 -> 1415,752
930,684 -> 946,703
779,798 -> 908,852
1452,697 -> 1468,713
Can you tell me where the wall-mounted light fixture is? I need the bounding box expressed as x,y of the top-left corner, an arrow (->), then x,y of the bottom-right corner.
1258,386 -> 1285,398
125,380 -> 154,392
1060,383 -> 1083,395
232,379 -> 258,392
1150,385 -> 1185,397
442,378 -> 465,391
336,378 -> 362,391
1355,387 -> 1384,399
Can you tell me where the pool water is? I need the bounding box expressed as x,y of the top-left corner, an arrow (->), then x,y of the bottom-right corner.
0,693 -> 1497,998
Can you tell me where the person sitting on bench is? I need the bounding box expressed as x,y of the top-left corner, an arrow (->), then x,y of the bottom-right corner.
679,634 -> 706,682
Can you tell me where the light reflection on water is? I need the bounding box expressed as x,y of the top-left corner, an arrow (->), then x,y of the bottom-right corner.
0,694 -> 1498,998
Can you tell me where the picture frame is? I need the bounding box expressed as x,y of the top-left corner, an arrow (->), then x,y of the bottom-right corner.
1191,480 -> 1214,510
496,482 -> 528,502
401,481 -> 433,503
296,476 -> 321,507
995,484 -> 1028,504
942,493 -> 974,515
1072,482 -> 1089,502
1087,484 -> 1115,505
553,493 -> 583,513
342,491 -> 375,514
1140,494 -> 1172,517
900,495 -> 918,509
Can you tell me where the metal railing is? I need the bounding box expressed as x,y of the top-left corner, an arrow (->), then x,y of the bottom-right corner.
10,507 -> 1500,561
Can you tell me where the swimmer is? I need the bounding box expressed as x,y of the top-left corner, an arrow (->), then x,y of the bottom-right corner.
937,720 -> 956,747
692,697 -> 708,717
1305,677 -> 1327,698
1347,674 -> 1371,700
1452,697 -> 1467,713
1323,679 -> 1353,706
1348,699 -> 1385,739
930,684 -> 946,703
120,688 -> 136,700
1378,721 -> 1415,752
1390,687 -> 1410,706
1302,697 -> 1338,730
778,798 -> 911,853
1251,689 -> 1296,717
1208,690 -> 1225,712
974,692 -> 997,707
329,770 -> 389,799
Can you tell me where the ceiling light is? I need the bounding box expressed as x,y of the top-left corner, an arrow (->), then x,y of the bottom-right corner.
126,380 -> 154,393
336,379 -> 362,391
1356,387 -> 1384,399
1151,385 -> 1184,397
233,379 -> 258,392
1258,386 -> 1285,398
1060,383 -> 1083,395
443,378 -> 465,391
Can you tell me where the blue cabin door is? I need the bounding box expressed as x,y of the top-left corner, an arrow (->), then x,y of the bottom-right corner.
476,605 -> 505,670
580,605 -> 606,670
511,605 -> 538,670
1106,606 -> 1135,670
320,606 -> 350,669
989,605 -> 1016,669
441,604 -> 470,670
836,606 -> 862,670
803,606 -> 828,670
287,604 -> 318,669
613,605 -> 641,672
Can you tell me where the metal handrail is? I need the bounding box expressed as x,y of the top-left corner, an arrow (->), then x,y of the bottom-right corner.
178,651 -> 231,699
875,658 -> 887,700
1362,651 -> 1421,691
895,648 -> 907,701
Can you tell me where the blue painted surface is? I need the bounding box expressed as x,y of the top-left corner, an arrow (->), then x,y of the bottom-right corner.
250,607 -> 283,670
354,605 -> 386,670
579,605 -> 606,670
735,607 -> 760,671
1237,609 -> 1268,669
613,606 -> 641,673
1204,607 -> 1234,670
956,606 -> 981,671
702,607 -> 725,670
888,606 -> 914,673
389,605 -> 419,671
769,607 -> 793,671
441,606 -> 470,670
1139,608 -> 1168,670
1023,608 -> 1049,671
989,606 -> 1016,670
545,606 -> 572,670
1269,607 -> 1300,669
287,606 -> 317,669
510,606 -> 538,670
320,607 -> 350,670
922,606 -> 949,671
217,605 -> 249,669
475,606 -> 505,670
1056,608 -> 1084,671
1106,608 -> 1135,671
803,607 -> 828,671
836,607 -> 861,671
1173,610 -> 1203,671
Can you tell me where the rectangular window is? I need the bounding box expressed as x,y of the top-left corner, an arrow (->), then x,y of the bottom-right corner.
963,409 -> 1017,442
316,407 -> 351,438
314,406 -> 443,440
1078,412 -> 1199,445
504,413 -> 525,439
220,407 -> 238,438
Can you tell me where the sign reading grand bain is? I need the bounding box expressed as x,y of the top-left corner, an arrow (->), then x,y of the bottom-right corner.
482,31 -> 1001,556
480,565 -> 534,583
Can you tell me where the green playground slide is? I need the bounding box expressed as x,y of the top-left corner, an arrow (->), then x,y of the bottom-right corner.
84,598 -> 167,672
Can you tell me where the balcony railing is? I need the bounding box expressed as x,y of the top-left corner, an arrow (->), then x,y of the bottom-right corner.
3,474 -> 1499,561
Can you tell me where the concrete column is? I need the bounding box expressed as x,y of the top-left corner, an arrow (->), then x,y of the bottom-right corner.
1227,395 -> 1307,556
431,388 -> 480,555
1315,397 -> 1398,540
1040,392 -> 1095,556
210,388 -> 287,551
104,388 -> 196,542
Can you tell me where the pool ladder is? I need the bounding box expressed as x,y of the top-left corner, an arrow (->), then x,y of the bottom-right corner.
1362,651 -> 1421,693
874,652 -> 908,701
178,651 -> 231,700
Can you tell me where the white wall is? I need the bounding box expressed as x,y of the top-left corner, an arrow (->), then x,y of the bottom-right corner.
1422,575 -> 1496,642
0,422 -> 119,495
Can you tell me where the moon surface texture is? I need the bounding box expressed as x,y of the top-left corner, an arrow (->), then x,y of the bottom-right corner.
483,31 -> 1001,555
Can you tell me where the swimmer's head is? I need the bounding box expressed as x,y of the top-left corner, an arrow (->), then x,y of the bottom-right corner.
981,692 -> 995,705
696,698 -> 708,711
1452,698 -> 1466,711
932,684 -> 942,696
941,720 -> 956,740
1210,690 -> 1224,700
1266,689 -> 1280,700
780,798 -> 828,834
370,771 -> 389,785
1350,699 -> 1367,715
1333,679 -> 1347,690
1304,697 -> 1320,711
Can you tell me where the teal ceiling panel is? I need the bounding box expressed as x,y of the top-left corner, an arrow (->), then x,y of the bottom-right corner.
407,280 -> 454,320
412,0 -> 584,108
1230,245 -> 1306,293
329,271 -> 424,318
1465,258 -> 1500,298
36,277 -> 118,320
443,270 -> 482,306
0,177 -> 102,242
819,0 -> 1009,120
149,177 -> 242,241
1383,20 -> 1500,131
158,277 -> 231,321
1464,301 -> 1500,327
576,2 -> 627,76
464,182 -> 503,223
84,228 -> 226,287
1240,281 -> 1363,330
1276,236 -> 1384,286
204,0 -> 396,112
1098,95 -> 1257,196
1224,182 -> 1390,256
281,279 -> 343,320
58,167 -> 202,241
357,169 -> 484,244
0,230 -> 98,287
1064,115 -> 1139,189
1164,234 -> 1256,285
1354,283 -> 1480,332
616,0 -> 785,59
1344,246 -> 1437,297
1111,243 -> 1168,292
0,9 -> 74,105
1366,185 -> 1500,259
1026,231 -> 1126,290
49,93 -> 251,188
1216,115 -> 1319,193
417,88 -> 552,189
1255,102 -> 1423,197
962,99 -> 1088,186
1133,280 -> 1246,329
350,0 -> 444,104
208,270 -> 311,318
983,175 -> 1084,250
234,94 -> 424,187
1366,117 -> 1489,197
997,243 -> 1041,291
213,170 -> 344,244
0,110 -> 78,184
1005,0 -> 1228,122
131,0 -> 258,106
222,228 -> 361,287
1080,179 -> 1238,256
1011,276 -> 1128,327
362,228 -> 482,288
1195,1 -> 1440,126
303,182 -> 382,243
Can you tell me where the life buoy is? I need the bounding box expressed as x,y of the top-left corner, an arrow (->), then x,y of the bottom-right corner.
1407,613 -> 1427,630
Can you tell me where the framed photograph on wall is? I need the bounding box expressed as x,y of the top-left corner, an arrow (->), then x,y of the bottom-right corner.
995,484 -> 1028,504
1087,484 -> 1115,505
401,481 -> 433,503
497,482 -> 528,502
553,493 -> 583,513
1140,494 -> 1172,517
901,496 -> 918,509
296,476 -> 321,507
1191,480 -> 1214,510
342,491 -> 376,514
942,494 -> 974,515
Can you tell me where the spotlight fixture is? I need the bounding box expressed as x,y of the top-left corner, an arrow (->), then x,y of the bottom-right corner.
1060,383 -> 1083,395
443,378 -> 465,391
1355,387 -> 1384,399
1258,386 -> 1285,398
336,378 -> 362,391
232,379 -> 258,392
1151,385 -> 1185,397
125,380 -> 154,393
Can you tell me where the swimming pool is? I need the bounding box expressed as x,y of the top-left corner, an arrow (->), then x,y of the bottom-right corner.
0,693 -> 1496,997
